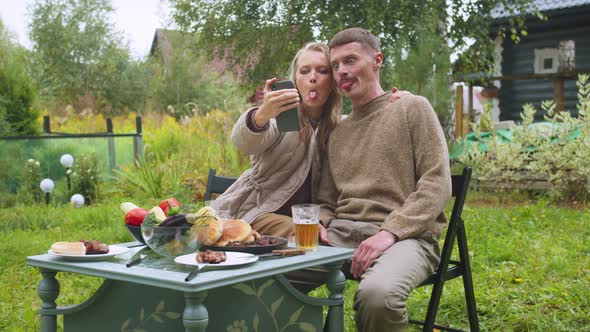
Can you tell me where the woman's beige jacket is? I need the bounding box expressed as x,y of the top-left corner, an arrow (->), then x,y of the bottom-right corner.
209,109 -> 321,223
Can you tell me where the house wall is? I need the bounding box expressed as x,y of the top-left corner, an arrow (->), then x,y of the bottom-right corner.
499,9 -> 590,122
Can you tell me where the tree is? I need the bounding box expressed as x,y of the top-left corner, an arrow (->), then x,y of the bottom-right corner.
0,19 -> 38,136
146,33 -> 249,117
167,0 -> 536,89
28,0 -> 134,114
389,17 -> 453,128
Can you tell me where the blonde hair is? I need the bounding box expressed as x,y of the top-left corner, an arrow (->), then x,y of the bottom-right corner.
288,42 -> 341,153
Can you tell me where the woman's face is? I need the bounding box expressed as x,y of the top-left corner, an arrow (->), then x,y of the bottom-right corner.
295,50 -> 333,115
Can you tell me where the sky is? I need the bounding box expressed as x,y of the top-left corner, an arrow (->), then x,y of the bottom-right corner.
0,0 -> 172,59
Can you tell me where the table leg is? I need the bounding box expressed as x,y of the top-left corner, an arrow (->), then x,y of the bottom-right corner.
38,269 -> 60,332
325,261 -> 346,332
183,291 -> 208,332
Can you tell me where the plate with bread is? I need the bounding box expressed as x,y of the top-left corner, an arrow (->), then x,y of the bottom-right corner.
200,218 -> 288,254
48,240 -> 130,261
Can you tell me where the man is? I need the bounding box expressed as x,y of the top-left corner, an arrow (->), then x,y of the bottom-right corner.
317,28 -> 452,331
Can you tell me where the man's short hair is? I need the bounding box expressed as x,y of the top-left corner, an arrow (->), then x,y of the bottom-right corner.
328,28 -> 381,53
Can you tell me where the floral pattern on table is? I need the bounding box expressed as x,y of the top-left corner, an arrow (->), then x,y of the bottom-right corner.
120,300 -> 181,332
230,280 -> 317,332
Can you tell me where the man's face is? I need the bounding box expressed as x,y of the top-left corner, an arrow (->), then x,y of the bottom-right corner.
330,42 -> 382,105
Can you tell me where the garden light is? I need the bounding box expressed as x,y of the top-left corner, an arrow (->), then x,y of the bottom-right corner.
60,154 -> 74,193
40,178 -> 54,205
70,194 -> 84,208
59,154 -> 74,168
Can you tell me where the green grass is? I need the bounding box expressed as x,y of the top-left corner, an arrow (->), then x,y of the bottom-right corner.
1,199 -> 588,331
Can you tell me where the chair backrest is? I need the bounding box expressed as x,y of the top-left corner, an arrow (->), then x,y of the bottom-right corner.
203,168 -> 238,201
431,166 -> 472,282
448,167 -> 472,231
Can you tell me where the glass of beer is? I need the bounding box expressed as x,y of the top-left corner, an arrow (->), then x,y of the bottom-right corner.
292,204 -> 320,251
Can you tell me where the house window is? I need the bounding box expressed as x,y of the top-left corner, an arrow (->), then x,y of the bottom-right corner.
534,48 -> 559,74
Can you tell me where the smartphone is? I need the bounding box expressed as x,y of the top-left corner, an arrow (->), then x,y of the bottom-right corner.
270,80 -> 301,132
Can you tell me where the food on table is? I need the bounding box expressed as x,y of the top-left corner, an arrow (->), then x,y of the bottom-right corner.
51,242 -> 86,255
81,240 -> 110,254
202,218 -> 224,245
51,240 -> 110,255
214,219 -> 252,247
187,206 -> 218,226
226,237 -> 281,247
159,197 -> 182,216
196,250 -> 227,263
158,213 -> 190,227
124,207 -> 149,226
120,202 -> 139,214
142,206 -> 167,227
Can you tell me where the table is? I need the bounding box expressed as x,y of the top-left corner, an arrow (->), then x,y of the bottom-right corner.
27,243 -> 354,332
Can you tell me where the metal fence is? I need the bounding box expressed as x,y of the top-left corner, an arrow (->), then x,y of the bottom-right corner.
0,116 -> 143,203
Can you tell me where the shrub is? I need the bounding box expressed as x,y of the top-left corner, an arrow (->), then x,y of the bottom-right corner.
71,155 -> 100,205
458,74 -> 590,202
16,159 -> 43,205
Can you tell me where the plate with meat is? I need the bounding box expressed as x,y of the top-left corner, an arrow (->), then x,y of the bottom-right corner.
48,240 -> 130,261
174,250 -> 258,267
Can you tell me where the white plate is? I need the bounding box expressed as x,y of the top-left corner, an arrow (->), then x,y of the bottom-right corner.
174,251 -> 258,267
47,245 -> 130,261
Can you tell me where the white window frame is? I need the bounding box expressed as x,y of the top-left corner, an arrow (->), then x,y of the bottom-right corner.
534,48 -> 559,74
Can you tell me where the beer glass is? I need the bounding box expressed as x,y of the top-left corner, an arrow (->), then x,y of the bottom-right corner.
291,204 -> 320,251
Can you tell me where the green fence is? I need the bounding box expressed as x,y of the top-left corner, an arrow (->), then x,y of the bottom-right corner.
0,117 -> 142,206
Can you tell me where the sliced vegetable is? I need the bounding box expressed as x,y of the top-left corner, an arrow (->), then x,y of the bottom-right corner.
142,206 -> 167,227
124,208 -> 149,226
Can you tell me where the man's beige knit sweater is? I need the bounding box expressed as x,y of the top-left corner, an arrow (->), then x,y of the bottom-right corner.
317,92 -> 451,244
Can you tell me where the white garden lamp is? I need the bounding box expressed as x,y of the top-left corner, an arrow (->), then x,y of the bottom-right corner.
60,154 -> 74,192
40,178 -> 54,205
70,194 -> 85,208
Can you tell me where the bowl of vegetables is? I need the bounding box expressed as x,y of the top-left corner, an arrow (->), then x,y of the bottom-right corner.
122,199 -> 217,258
142,206 -> 217,258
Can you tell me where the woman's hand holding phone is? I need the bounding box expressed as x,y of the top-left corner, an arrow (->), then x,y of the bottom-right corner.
254,78 -> 300,128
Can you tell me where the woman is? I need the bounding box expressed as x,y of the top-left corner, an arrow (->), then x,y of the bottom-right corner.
210,42 -> 405,238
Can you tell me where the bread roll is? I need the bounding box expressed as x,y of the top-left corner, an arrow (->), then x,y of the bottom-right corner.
222,219 -> 252,242
244,233 -> 255,243
212,219 -> 252,246
51,242 -> 86,255
203,218 -> 224,245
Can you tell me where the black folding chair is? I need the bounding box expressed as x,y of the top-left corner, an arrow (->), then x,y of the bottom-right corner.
205,166 -> 479,331
410,166 -> 479,331
203,168 -> 237,201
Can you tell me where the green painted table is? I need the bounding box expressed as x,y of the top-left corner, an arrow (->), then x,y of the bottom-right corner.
27,243 -> 354,332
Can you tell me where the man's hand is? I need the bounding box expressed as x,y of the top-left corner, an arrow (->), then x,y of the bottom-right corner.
388,87 -> 412,103
351,230 -> 397,278
319,224 -> 329,245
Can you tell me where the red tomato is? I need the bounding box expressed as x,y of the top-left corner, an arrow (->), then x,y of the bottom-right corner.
124,208 -> 149,226
159,198 -> 181,216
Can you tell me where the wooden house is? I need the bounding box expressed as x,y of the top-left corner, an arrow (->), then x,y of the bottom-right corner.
458,0 -> 590,124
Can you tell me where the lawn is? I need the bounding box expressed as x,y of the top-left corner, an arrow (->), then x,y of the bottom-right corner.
0,198 -> 588,331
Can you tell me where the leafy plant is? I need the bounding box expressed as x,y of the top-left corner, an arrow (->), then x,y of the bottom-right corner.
458,74 -> 590,202
114,157 -> 188,200
72,154 -> 100,205
16,159 -> 43,205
